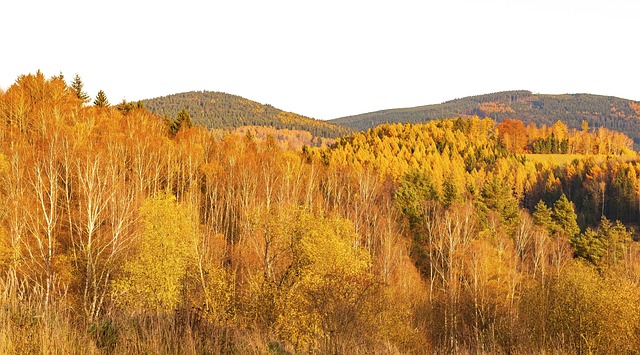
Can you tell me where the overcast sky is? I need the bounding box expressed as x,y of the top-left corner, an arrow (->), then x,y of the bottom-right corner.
1,0 -> 638,120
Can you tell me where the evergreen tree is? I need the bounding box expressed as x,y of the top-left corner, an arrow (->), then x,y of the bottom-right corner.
71,74 -> 90,103
552,193 -> 580,238
177,106 -> 194,128
117,99 -> 128,113
442,175 -> 459,207
571,227 -> 604,265
395,169 -> 439,224
571,216 -> 632,268
171,107 -> 194,133
533,199 -> 556,234
116,99 -> 145,115
481,175 -> 520,227
94,90 -> 109,107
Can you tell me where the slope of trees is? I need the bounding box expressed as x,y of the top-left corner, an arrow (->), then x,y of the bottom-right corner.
2,72 -> 640,354
331,90 -> 640,146
319,118 -> 638,225
141,90 -> 352,139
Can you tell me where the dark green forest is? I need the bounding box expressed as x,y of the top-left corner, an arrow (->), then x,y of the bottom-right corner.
141,91 -> 351,139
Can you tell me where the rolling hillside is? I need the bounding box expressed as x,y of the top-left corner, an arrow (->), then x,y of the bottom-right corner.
331,90 -> 640,144
141,91 -> 351,139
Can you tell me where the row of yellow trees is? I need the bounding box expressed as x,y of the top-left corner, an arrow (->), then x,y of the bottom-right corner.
1,72 -> 640,353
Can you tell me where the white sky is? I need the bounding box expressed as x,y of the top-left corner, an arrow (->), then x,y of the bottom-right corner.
1,0 -> 638,120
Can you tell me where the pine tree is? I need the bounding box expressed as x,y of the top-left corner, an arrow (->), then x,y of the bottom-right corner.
71,74 -> 90,103
533,199 -> 556,234
116,99 -> 144,115
552,193 -> 580,238
171,107 -> 194,133
442,175 -> 459,207
177,106 -> 194,128
94,90 -> 110,107
116,99 -> 130,114
481,175 -> 520,226
571,216 -> 632,267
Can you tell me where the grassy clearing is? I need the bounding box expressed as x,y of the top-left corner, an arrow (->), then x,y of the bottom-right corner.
0,270 -> 283,355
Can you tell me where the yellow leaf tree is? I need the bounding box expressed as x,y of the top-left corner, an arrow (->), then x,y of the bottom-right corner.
113,193 -> 197,312
244,207 -> 381,353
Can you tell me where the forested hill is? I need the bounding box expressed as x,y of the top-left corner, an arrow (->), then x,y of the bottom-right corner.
331,90 -> 640,144
141,91 -> 351,139
6,72 -> 640,354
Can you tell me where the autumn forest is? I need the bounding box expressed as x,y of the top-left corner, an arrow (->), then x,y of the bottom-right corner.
3,72 -> 640,354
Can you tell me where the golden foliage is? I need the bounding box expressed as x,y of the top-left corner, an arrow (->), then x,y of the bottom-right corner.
630,101 -> 640,116
479,101 -> 515,114
2,72 -> 640,353
113,193 -> 198,312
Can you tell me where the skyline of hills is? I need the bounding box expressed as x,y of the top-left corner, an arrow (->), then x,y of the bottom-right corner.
140,90 -> 351,139
330,90 -> 640,144
139,89 -> 640,145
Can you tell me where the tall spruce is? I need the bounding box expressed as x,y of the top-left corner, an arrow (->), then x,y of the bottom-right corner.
171,107 -> 194,133
94,89 -> 110,107
481,175 -> 520,227
71,74 -> 90,103
552,193 -> 580,238
533,200 -> 556,234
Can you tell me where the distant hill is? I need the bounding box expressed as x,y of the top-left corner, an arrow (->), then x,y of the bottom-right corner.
330,90 -> 640,144
141,91 -> 351,139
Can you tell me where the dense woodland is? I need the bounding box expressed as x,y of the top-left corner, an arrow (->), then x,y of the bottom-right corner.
331,90 -> 640,146
2,73 -> 640,354
141,91 -> 351,141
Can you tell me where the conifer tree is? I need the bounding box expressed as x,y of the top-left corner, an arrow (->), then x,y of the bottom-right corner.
552,194 -> 580,238
177,106 -> 193,128
93,89 -> 109,107
533,200 -> 556,234
71,74 -> 90,103
116,99 -> 130,114
171,107 -> 194,133
571,216 -> 632,267
442,176 -> 459,207
481,175 -> 520,226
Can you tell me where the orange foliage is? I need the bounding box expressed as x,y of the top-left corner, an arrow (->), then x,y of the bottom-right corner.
497,118 -> 528,153
3,72 -> 640,354
630,101 -> 640,116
